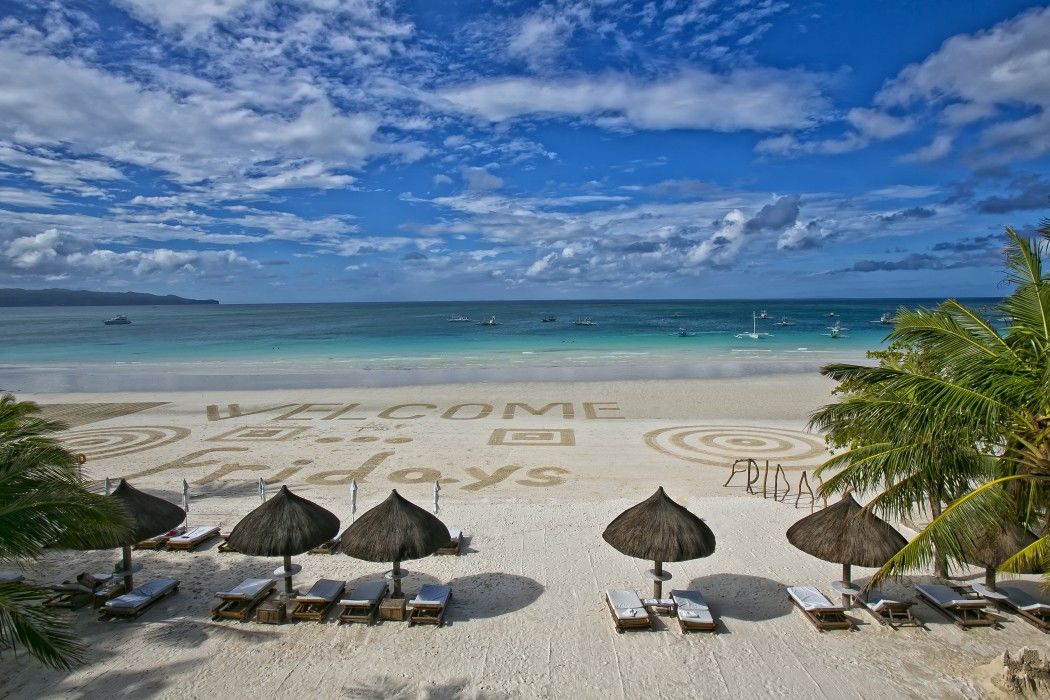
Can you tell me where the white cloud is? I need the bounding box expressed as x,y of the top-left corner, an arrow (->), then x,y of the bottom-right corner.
0,187 -> 58,208
460,166 -> 503,191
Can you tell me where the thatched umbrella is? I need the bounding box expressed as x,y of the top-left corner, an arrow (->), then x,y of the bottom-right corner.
338,489 -> 450,598
964,522 -> 1039,588
602,487 -> 716,598
92,479 -> 185,592
786,493 -> 906,605
227,485 -> 339,596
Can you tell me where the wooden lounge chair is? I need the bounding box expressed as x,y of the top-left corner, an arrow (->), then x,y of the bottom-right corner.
99,578 -> 179,620
409,584 -> 452,626
44,572 -> 121,609
861,590 -> 921,629
211,578 -> 277,621
337,580 -> 388,624
971,583 -> 1050,632
787,586 -> 853,631
309,525 -> 348,555
671,589 -> 717,632
135,525 -> 185,550
914,584 -> 995,628
289,579 -> 345,622
166,525 -> 220,551
605,589 -> 653,632
434,528 -> 463,556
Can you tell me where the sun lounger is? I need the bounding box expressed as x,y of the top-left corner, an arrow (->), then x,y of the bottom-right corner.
914,584 -> 995,628
0,571 -> 24,583
337,580 -> 388,624
45,572 -> 120,609
671,589 -> 717,632
409,584 -> 453,627
99,578 -> 179,620
135,525 -> 186,550
435,528 -> 463,555
861,590 -> 921,629
787,586 -> 852,631
211,578 -> 277,621
605,589 -> 653,632
289,579 -> 345,622
166,525 -> 220,551
309,525 -> 349,555
972,583 -> 1050,632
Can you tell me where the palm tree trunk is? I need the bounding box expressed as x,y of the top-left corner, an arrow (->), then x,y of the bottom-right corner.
929,495 -> 948,578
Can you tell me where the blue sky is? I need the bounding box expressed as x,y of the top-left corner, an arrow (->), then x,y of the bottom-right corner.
0,0 -> 1047,303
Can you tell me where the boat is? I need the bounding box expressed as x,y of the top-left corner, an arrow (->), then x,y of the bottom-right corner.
823,321 -> 849,338
826,311 -> 838,318
758,310 -> 770,320
542,315 -> 557,323
677,328 -> 690,337
574,318 -> 597,326
735,312 -> 771,340
479,316 -> 500,326
870,312 -> 894,325
103,315 -> 131,325
447,314 -> 471,322
775,317 -> 795,327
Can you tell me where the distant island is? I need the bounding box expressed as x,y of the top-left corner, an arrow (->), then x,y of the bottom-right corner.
0,288 -> 219,306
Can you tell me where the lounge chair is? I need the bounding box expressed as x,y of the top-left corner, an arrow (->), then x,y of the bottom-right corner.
309,525 -> 349,555
435,528 -> 463,556
409,584 -> 453,627
0,571 -> 24,583
914,584 -> 995,628
289,579 -> 345,622
861,590 -> 921,629
787,586 -> 853,631
337,580 -> 388,624
99,578 -> 179,620
671,589 -> 717,632
45,572 -> 121,609
166,525 -> 220,551
972,583 -> 1050,632
211,578 -> 276,621
135,525 -> 186,550
604,589 -> 652,632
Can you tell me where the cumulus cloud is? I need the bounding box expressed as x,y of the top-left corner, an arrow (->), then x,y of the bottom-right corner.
460,166 -> 503,191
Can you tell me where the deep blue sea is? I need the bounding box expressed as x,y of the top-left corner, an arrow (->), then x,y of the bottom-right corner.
0,298 -> 1001,392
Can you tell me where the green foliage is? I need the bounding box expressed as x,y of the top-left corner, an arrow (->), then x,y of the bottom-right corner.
0,394 -> 131,669
810,223 -> 1050,585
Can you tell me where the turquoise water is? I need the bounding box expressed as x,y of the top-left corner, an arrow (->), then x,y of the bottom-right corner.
0,299 -> 1000,391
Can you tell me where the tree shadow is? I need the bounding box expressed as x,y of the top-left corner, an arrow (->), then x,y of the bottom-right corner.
343,674 -> 514,700
687,573 -> 791,621
443,572 -> 544,622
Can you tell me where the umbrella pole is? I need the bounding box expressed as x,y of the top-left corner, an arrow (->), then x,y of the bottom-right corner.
985,566 -> 996,590
841,563 -> 851,607
391,560 -> 402,598
121,545 -> 134,592
653,560 -> 663,599
283,554 -> 293,596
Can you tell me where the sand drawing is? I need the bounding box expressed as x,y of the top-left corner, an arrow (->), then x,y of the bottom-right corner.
41,402 -> 170,427
488,428 -> 576,447
643,425 -> 827,469
60,425 -> 190,460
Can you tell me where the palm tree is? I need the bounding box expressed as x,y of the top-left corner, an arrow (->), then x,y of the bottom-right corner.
810,223 -> 1050,585
0,394 -> 130,669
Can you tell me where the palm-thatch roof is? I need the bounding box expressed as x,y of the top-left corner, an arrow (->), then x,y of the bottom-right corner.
786,493 -> 906,567
227,485 -> 339,556
602,487 -> 716,562
964,521 -> 1039,573
339,489 -> 450,562
86,479 -> 185,548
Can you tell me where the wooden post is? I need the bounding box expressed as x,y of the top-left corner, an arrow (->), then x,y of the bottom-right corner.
391,560 -> 402,598
841,562 -> 852,607
121,545 -> 134,593
653,560 -> 663,599
282,554 -> 293,596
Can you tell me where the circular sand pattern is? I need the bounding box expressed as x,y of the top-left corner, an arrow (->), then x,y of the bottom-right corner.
644,425 -> 827,469
61,426 -> 190,461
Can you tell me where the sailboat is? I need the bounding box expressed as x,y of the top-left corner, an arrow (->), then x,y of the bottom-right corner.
758,310 -> 770,319
775,317 -> 795,327
736,312 -> 772,340
823,321 -> 848,338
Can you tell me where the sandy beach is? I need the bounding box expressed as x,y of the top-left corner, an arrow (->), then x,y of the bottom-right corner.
2,375 -> 1047,699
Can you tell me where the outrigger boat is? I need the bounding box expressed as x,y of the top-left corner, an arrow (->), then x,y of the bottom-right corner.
103,315 -> 131,325
479,316 -> 500,326
735,312 -> 771,340
823,321 -> 848,338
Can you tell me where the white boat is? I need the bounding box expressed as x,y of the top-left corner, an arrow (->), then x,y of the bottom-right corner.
827,311 -> 838,317
479,316 -> 500,326
775,317 -> 795,327
758,310 -> 770,319
103,315 -> 131,325
870,312 -> 894,325
677,328 -> 690,337
574,318 -> 597,326
736,312 -> 771,340
447,314 -> 471,322
823,321 -> 849,338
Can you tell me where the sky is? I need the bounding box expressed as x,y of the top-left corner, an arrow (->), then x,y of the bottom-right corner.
0,1 -> 1048,303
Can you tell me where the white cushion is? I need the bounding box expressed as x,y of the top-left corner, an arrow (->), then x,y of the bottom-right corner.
219,578 -> 274,598
339,580 -> 387,606
411,584 -> 451,607
168,525 -> 219,543
916,584 -> 986,609
787,586 -> 837,611
105,578 -> 177,609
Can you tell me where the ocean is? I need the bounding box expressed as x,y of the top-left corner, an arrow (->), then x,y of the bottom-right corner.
0,298 -> 1000,392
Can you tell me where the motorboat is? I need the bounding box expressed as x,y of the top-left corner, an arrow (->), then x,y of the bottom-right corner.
735,312 -> 771,340
758,310 -> 770,319
479,316 -> 500,326
775,317 -> 795,327
103,315 -> 131,325
447,314 -> 471,322
677,328 -> 691,337
870,312 -> 894,325
542,315 -> 557,322
827,311 -> 838,318
574,318 -> 597,326
823,321 -> 848,338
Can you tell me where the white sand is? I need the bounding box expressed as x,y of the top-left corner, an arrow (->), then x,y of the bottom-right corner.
3,376 -> 1047,699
